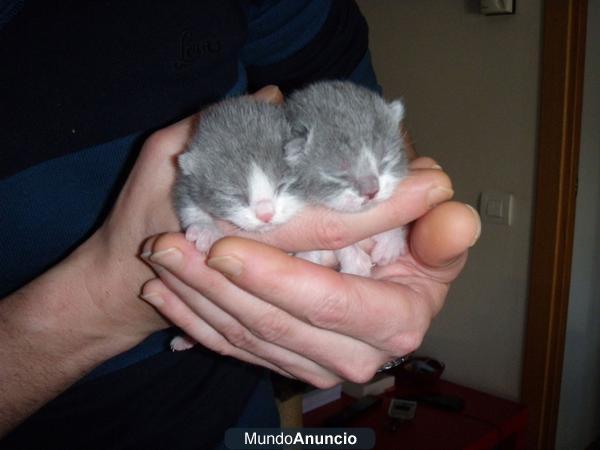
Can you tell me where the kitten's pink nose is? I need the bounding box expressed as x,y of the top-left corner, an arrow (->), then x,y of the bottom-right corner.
358,175 -> 379,200
255,199 -> 274,223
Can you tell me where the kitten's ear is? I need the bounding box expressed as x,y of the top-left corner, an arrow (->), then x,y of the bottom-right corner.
388,99 -> 405,124
284,127 -> 313,166
178,152 -> 194,175
284,137 -> 307,166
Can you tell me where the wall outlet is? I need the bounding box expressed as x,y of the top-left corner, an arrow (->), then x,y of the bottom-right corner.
479,191 -> 513,225
481,0 -> 515,15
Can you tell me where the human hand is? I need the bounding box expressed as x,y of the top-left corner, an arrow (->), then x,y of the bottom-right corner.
140,158 -> 480,387
79,86 -> 285,344
0,87 -> 286,437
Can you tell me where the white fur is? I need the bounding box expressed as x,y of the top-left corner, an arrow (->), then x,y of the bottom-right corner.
170,335 -> 197,351
361,146 -> 379,174
335,245 -> 373,277
179,204 -> 213,229
295,250 -> 325,265
185,223 -> 223,253
225,164 -> 306,232
375,172 -> 400,203
178,153 -> 195,176
371,227 -> 407,266
325,190 -> 366,212
248,163 -> 275,204
284,129 -> 314,166
389,100 -> 405,123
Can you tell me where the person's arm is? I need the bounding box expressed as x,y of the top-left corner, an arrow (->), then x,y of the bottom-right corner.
0,120 -> 181,435
0,235 -> 162,435
0,86 -> 287,437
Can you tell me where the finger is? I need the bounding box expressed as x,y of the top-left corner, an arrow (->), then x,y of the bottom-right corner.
140,278 -> 296,379
409,157 -> 441,170
251,85 -> 284,104
148,234 -> 388,384
411,201 -> 480,271
205,237 -> 432,357
140,235 -> 159,260
147,235 -> 348,386
241,168 -> 454,252
159,264 -> 343,387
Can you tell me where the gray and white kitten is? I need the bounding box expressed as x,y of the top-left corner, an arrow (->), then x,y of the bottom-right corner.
285,80 -> 408,276
172,97 -> 305,351
174,97 -> 304,253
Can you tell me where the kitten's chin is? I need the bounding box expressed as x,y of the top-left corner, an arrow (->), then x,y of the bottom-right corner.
326,195 -> 365,212
253,223 -> 277,233
327,194 -> 389,213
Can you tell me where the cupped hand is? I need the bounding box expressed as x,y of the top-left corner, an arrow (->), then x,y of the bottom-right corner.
140,158 -> 481,387
81,86 -> 285,342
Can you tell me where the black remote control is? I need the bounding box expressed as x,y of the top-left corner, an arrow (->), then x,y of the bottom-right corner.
324,395 -> 382,427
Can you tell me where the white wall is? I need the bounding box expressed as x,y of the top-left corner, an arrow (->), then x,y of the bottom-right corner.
556,1 -> 600,448
357,1 -> 543,399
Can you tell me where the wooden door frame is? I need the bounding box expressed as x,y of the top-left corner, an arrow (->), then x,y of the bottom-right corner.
520,1 -> 588,449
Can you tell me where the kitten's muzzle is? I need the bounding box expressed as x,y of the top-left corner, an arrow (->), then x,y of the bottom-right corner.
358,175 -> 380,200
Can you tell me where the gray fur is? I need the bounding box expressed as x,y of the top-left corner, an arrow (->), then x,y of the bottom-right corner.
284,80 -> 408,209
174,97 -> 294,227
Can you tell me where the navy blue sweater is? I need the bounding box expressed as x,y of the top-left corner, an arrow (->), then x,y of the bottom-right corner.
0,1 -> 379,448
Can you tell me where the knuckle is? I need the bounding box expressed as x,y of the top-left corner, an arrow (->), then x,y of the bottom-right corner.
174,314 -> 199,333
413,156 -> 437,168
388,330 -> 424,356
430,169 -> 453,192
339,362 -> 375,384
251,307 -> 290,343
207,337 -> 233,357
223,325 -> 256,349
326,350 -> 379,384
315,213 -> 352,249
307,289 -> 350,330
143,129 -> 172,157
309,375 -> 342,390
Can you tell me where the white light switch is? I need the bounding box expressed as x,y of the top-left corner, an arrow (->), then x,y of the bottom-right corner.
481,0 -> 515,15
480,191 -> 513,225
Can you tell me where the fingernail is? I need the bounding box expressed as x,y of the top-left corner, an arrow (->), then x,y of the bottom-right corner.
206,255 -> 244,277
465,204 -> 482,247
140,251 -> 152,260
140,293 -> 164,307
431,164 -> 443,170
427,186 -> 454,207
150,248 -> 183,269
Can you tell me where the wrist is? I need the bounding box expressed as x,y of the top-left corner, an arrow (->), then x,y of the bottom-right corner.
77,229 -> 167,345
0,248 -> 143,436
11,242 -> 143,366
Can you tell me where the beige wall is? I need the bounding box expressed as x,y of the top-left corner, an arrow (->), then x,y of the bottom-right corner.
357,0 -> 543,399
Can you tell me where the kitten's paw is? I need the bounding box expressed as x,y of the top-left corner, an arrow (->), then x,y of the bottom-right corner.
336,246 -> 373,277
185,225 -> 223,253
341,255 -> 373,277
295,250 -> 324,265
170,335 -> 196,352
371,227 -> 407,266
185,224 -> 202,242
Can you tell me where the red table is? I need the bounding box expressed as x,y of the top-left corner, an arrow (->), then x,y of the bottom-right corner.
303,379 -> 527,450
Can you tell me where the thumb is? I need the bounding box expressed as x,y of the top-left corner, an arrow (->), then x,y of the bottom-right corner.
251,85 -> 284,104
410,201 -> 481,273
